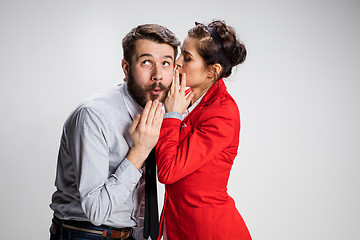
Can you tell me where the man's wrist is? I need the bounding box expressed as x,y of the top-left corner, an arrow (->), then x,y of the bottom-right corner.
126,146 -> 150,170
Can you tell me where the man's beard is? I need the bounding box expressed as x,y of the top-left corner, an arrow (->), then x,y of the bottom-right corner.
127,70 -> 170,108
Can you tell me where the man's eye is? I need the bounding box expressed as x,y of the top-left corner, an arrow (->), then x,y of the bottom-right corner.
142,60 -> 151,66
163,61 -> 170,66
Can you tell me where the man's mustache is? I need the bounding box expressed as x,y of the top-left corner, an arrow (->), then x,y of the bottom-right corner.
144,82 -> 167,91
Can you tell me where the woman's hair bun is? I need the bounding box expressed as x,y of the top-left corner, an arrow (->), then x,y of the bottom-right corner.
189,20 -> 247,79
210,20 -> 247,78
231,41 -> 247,66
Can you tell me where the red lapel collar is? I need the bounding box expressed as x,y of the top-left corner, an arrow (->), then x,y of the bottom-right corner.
182,79 -> 227,123
199,78 -> 227,107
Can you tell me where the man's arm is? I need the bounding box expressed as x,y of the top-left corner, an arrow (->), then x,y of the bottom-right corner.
67,100 -> 163,226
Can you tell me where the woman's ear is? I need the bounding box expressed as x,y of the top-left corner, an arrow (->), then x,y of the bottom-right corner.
121,59 -> 130,82
207,63 -> 223,80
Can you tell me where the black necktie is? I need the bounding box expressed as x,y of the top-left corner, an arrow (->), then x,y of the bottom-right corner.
143,148 -> 159,239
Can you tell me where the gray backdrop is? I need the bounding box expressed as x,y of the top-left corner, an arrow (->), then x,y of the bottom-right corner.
0,0 -> 359,239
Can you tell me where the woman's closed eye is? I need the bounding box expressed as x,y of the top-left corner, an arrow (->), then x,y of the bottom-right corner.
184,56 -> 191,62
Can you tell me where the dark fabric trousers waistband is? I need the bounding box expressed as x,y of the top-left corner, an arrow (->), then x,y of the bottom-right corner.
51,216 -> 133,240
52,216 -> 129,232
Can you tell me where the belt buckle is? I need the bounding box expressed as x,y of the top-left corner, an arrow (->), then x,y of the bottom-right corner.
119,230 -> 131,240
103,228 -> 131,240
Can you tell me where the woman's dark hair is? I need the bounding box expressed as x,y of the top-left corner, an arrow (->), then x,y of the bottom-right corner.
122,24 -> 180,65
188,20 -> 247,80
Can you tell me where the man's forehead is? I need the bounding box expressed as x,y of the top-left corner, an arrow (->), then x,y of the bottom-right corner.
134,39 -> 174,60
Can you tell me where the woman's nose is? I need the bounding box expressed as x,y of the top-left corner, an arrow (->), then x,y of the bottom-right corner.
175,57 -> 182,68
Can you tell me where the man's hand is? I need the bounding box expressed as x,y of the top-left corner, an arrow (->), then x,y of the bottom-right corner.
127,99 -> 164,169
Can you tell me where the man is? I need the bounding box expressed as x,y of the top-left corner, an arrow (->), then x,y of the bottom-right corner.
49,24 -> 180,240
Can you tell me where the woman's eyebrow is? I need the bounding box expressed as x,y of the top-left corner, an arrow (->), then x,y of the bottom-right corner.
182,50 -> 193,57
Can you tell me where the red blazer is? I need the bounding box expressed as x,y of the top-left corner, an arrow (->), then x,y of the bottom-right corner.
156,79 -> 252,240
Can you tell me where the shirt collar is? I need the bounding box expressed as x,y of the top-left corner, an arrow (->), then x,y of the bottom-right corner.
120,82 -> 143,120
182,90 -> 207,120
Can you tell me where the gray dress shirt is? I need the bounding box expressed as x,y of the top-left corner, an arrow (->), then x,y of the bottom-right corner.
50,83 -> 147,239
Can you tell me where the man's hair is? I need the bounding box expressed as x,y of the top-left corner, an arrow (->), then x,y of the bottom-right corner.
122,24 -> 180,65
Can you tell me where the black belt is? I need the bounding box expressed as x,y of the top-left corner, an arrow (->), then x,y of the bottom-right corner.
51,217 -> 132,240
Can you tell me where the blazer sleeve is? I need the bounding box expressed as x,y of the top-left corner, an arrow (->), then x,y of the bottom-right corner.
156,110 -> 237,184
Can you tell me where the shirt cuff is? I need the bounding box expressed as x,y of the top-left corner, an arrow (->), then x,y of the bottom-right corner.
113,158 -> 142,191
164,112 -> 182,120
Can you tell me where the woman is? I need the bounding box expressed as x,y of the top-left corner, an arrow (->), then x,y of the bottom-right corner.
155,20 -> 252,239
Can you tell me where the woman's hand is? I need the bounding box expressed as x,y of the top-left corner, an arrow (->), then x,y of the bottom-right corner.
165,70 -> 195,114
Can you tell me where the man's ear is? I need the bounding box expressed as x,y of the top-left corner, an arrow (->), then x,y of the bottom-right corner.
121,59 -> 130,82
207,63 -> 223,80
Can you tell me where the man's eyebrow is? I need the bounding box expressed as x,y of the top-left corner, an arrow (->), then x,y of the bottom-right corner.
137,53 -> 174,61
164,55 -> 174,60
137,53 -> 152,60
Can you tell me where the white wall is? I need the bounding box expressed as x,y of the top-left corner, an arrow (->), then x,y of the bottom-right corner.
0,0 -> 359,239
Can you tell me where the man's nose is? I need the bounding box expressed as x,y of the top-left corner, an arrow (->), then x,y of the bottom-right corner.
151,64 -> 163,81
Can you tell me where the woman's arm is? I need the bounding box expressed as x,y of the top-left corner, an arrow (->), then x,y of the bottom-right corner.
156,111 -> 236,184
